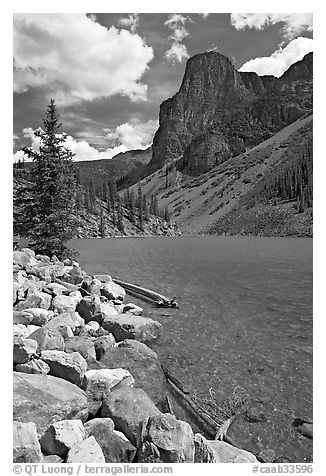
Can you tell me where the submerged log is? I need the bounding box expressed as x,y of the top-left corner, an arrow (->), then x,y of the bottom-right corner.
113,279 -> 179,308
162,365 -> 240,448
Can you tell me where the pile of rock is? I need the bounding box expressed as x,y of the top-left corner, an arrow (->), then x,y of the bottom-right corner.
13,248 -> 258,464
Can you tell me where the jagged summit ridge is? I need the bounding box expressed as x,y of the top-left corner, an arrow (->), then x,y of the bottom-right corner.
150,51 -> 313,177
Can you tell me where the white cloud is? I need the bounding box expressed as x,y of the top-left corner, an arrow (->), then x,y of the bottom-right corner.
13,13 -> 154,104
165,43 -> 189,63
118,14 -> 139,34
164,14 -> 190,63
231,13 -> 313,40
238,36 -> 313,77
13,120 -> 158,163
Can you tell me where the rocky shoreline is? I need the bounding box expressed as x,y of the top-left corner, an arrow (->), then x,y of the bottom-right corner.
13,248 -> 259,464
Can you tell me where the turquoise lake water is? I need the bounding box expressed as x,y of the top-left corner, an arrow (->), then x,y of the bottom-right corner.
71,235 -> 313,462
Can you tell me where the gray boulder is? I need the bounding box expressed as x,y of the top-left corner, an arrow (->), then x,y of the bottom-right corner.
13,421 -> 42,463
14,290 -> 51,311
45,312 -> 84,334
13,372 -> 89,437
66,436 -> 105,463
13,324 -> 29,339
206,440 -> 258,463
40,350 -> 87,386
13,338 -> 38,364
85,418 -> 136,463
28,327 -> 65,352
77,296 -> 119,325
99,340 -> 166,407
99,278 -> 125,301
102,386 -> 161,447
64,336 -> 96,360
139,414 -> 194,463
101,313 -> 162,343
52,295 -> 78,314
93,335 -> 116,360
23,308 -> 54,326
13,251 -> 38,269
16,359 -> 50,375
42,455 -> 63,463
40,419 -> 85,457
123,303 -> 143,315
13,310 -> 34,326
84,368 -> 134,415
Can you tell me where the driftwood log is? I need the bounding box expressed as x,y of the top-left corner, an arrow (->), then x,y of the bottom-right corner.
162,365 -> 239,447
113,279 -> 179,308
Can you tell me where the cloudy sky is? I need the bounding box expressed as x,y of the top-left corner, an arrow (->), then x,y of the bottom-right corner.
13,12 -> 313,162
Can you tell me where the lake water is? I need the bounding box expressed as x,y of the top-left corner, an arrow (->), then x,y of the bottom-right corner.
71,236 -> 313,462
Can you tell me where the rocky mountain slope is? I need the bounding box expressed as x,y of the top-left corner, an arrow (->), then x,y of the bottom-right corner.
125,115 -> 312,237
149,51 -> 312,177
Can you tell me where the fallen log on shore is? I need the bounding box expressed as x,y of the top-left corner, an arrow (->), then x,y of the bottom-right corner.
113,279 -> 179,308
162,365 -> 240,447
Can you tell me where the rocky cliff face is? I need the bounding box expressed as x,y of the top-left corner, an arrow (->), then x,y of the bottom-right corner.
150,51 -> 312,177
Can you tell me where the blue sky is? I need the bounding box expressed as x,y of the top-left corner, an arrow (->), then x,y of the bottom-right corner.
13,12 -> 313,162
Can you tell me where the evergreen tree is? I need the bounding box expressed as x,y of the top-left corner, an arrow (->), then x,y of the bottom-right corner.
137,184 -> 144,231
99,206 -> 106,237
117,197 -> 124,233
17,98 -> 77,258
129,190 -> 136,223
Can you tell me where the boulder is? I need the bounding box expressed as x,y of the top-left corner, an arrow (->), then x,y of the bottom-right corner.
123,303 -> 143,315
77,296 -> 119,325
85,418 -> 136,463
194,433 -> 218,463
13,421 -> 42,463
60,326 -> 74,339
23,308 -> 54,326
13,251 -> 38,269
52,295 -> 78,314
28,264 -> 66,281
102,386 -> 161,447
99,278 -> 125,301
40,350 -> 87,386
40,419 -> 85,457
63,265 -> 85,285
13,324 -> 29,339
99,340 -> 166,407
14,291 -> 51,311
13,310 -> 34,326
42,455 -> 63,463
299,422 -> 313,439
93,335 -> 116,360
84,368 -> 135,415
45,282 -> 69,295
64,336 -> 96,360
87,279 -> 102,296
26,325 -> 42,336
139,414 -> 194,463
16,359 -> 50,375
101,313 -> 162,344
205,440 -> 258,463
66,436 -> 105,463
84,417 -> 114,434
28,327 -> 65,352
13,338 -> 38,364
13,372 -> 89,437
45,312 -> 84,334
21,248 -> 35,258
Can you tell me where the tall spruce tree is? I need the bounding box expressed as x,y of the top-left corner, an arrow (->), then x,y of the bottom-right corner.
18,98 -> 77,258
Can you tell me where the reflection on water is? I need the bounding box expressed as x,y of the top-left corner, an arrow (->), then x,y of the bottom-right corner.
72,235 -> 313,462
